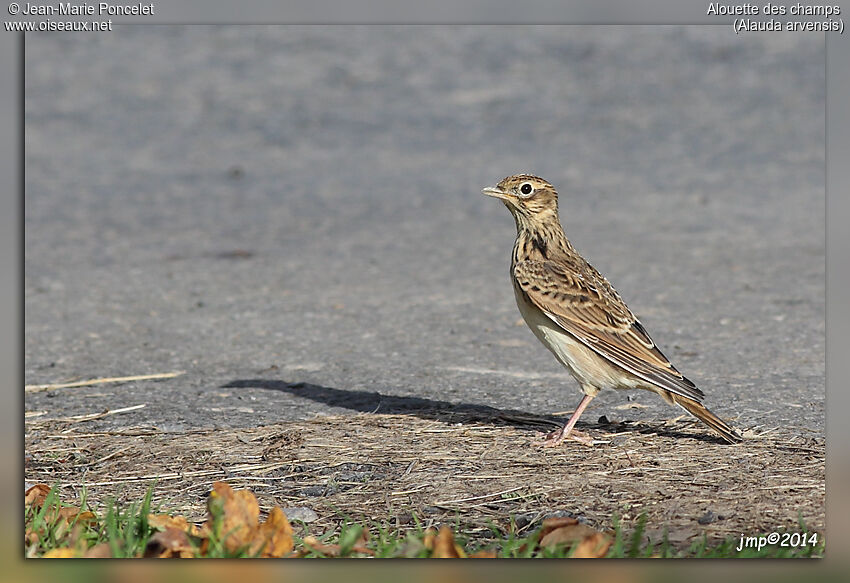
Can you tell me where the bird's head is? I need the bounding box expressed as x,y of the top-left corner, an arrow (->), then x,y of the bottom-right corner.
482,174 -> 559,220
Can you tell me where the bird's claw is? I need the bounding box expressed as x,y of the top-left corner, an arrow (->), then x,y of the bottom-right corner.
542,428 -> 595,447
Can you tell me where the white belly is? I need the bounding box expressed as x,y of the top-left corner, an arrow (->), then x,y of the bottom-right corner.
512,281 -> 640,395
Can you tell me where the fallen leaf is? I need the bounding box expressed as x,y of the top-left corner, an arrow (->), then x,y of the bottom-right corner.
423,528 -> 436,551
431,526 -> 466,558
45,508 -> 97,541
199,482 -> 305,558
252,506 -> 294,558
147,513 -> 204,537
25,484 -> 51,507
519,517 -> 578,553
469,549 -> 498,558
568,531 -> 612,558
148,513 -> 189,531
537,516 -> 579,539
59,508 -> 97,524
298,534 -> 374,557
299,535 -> 335,556
144,527 -> 195,558
539,523 -> 611,558
84,543 -> 113,558
26,487 -> 97,548
205,481 -> 260,553
25,529 -> 39,545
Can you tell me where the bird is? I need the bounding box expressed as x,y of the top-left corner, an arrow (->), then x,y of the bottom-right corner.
482,174 -> 742,446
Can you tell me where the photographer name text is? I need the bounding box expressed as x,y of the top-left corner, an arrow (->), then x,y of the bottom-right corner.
11,2 -> 153,16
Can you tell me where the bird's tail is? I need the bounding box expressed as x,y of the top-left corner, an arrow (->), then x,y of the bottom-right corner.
669,393 -> 742,444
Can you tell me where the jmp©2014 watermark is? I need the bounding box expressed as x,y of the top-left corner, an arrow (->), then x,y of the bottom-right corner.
736,531 -> 819,552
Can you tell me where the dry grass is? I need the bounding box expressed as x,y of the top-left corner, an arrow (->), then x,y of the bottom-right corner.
25,410 -> 824,548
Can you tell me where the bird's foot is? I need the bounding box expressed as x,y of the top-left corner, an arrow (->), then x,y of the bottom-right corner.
542,428 -> 594,448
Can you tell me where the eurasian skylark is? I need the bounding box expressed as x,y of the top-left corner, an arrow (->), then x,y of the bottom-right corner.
482,174 -> 742,446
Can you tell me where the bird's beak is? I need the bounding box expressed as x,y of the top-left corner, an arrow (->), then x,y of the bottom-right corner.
482,185 -> 509,200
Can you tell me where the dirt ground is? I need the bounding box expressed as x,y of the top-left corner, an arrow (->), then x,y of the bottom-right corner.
24,406 -> 824,550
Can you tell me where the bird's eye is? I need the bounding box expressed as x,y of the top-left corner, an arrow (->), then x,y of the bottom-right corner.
519,183 -> 533,196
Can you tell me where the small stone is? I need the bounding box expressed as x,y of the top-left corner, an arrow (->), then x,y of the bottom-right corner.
513,513 -> 536,529
396,513 -> 412,525
697,510 -> 717,525
301,486 -> 325,497
281,507 -> 318,523
543,510 -> 576,520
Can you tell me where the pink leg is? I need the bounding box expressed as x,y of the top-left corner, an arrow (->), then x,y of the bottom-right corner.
543,393 -> 595,447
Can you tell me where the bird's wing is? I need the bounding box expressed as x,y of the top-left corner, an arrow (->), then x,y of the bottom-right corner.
514,259 -> 704,401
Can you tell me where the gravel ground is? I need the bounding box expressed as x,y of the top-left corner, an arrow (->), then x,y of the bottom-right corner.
25,26 -> 824,440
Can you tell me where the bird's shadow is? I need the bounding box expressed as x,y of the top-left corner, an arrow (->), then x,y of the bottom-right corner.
222,379 -> 728,444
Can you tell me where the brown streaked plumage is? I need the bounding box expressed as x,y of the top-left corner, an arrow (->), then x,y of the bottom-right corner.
482,174 -> 742,446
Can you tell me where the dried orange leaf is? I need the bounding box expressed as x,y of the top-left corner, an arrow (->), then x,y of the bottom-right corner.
25,528 -> 39,545
518,516 -> 580,553
53,518 -> 72,540
301,535 -> 340,556
148,513 -> 190,532
148,514 -> 181,530
469,549 -> 498,558
539,523 -> 611,558
58,508 -> 97,524
144,527 -> 195,558
205,482 -> 260,553
538,516 -> 579,539
253,506 -> 294,558
298,534 -> 374,558
432,526 -> 466,558
568,532 -> 612,558
25,484 -> 51,507
84,543 -> 113,558
422,528 -> 437,550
